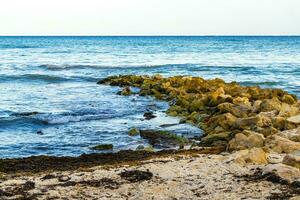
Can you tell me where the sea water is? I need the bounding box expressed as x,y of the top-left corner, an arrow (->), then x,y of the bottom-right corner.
0,36 -> 299,158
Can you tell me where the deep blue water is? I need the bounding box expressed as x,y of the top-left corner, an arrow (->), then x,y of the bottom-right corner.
0,36 -> 299,158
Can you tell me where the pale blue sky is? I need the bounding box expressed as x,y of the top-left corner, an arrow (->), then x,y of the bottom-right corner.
0,0 -> 299,35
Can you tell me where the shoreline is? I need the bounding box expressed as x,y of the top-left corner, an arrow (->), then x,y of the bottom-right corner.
1,74 -> 300,199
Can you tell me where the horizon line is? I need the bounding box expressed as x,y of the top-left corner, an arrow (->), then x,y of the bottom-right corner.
1,35 -> 300,37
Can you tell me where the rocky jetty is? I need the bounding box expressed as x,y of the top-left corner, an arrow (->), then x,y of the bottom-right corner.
99,75 -> 300,153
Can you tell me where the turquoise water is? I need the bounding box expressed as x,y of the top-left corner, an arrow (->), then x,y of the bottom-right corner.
0,36 -> 299,158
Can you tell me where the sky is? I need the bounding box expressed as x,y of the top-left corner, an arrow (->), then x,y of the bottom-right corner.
0,0 -> 299,36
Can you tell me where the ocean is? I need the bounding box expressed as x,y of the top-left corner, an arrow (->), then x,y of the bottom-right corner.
0,36 -> 299,158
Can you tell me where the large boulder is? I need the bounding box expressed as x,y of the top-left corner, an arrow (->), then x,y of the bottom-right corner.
217,102 -> 250,118
265,135 -> 300,153
234,116 -> 260,129
259,98 -> 282,112
228,131 -> 265,151
233,147 -> 268,165
279,103 -> 299,117
282,94 -> 297,105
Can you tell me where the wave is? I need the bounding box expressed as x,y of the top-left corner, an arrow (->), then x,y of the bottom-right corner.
1,110 -> 122,126
38,63 -> 188,70
239,81 -> 283,87
0,44 -> 38,49
0,74 -> 70,83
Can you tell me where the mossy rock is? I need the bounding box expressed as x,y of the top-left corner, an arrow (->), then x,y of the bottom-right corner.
128,128 -> 140,136
140,130 -> 189,148
90,144 -> 113,151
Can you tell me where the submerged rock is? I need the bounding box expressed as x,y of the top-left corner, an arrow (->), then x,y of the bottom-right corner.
90,144 -> 113,151
143,111 -> 156,120
118,86 -> 132,96
128,128 -> 140,136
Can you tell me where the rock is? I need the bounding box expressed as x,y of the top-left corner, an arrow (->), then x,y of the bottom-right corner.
232,97 -> 251,106
135,145 -> 145,150
262,163 -> 300,184
265,135 -> 300,153
267,153 -> 284,164
279,103 -> 299,117
143,112 -> 156,120
282,154 -> 300,169
16,111 -> 39,116
135,145 -> 154,152
140,130 -> 188,148
252,100 -> 262,113
234,147 -> 268,165
119,86 -> 132,95
234,116 -> 260,129
58,175 -> 71,182
256,126 -> 278,137
282,94 -> 297,105
278,127 -> 300,142
201,132 -> 231,146
212,113 -> 237,130
217,103 -> 250,118
287,114 -> 300,124
90,144 -> 113,150
228,131 -> 265,151
259,98 -> 282,112
128,128 -> 140,136
272,116 -> 286,130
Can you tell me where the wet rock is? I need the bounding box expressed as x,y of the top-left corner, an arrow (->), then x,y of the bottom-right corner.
228,131 -> 265,151
265,135 -> 300,153
119,170 -> 153,183
128,128 -> 140,136
135,145 -> 154,152
118,86 -> 132,95
140,130 -> 188,148
201,132 -> 231,146
143,111 -> 156,120
90,144 -> 113,151
234,147 -> 268,165
262,164 -> 300,184
16,111 -> 39,116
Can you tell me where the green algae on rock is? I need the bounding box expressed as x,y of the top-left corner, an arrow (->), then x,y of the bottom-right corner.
140,130 -> 189,148
90,144 -> 113,151
98,75 -> 300,150
128,128 -> 140,136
